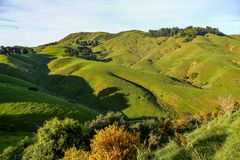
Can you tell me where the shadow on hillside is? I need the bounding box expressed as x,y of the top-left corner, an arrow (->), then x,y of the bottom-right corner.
0,54 -> 129,112
0,54 -> 55,84
193,133 -> 228,159
0,113 -> 60,132
46,75 -> 129,112
0,110 -> 95,132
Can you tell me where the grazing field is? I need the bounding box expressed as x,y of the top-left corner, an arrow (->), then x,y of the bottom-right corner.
0,29 -> 240,156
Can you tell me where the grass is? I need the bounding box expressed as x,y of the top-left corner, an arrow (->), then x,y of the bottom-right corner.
0,132 -> 33,153
32,31 -> 240,117
0,30 -> 240,153
153,110 -> 240,160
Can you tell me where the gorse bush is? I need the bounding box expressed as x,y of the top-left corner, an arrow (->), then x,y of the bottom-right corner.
90,125 -> 140,160
64,125 -> 140,160
63,148 -> 90,160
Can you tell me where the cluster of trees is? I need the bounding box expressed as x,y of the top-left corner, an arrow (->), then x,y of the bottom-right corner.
75,40 -> 99,47
62,46 -> 97,60
149,26 -> 225,41
62,40 -> 103,60
0,46 -> 35,55
0,100 -> 239,160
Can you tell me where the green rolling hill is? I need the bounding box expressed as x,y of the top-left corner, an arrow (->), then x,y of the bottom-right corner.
0,27 -> 240,153
36,30 -> 240,117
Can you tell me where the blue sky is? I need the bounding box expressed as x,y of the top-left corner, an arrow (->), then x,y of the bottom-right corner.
0,0 -> 239,46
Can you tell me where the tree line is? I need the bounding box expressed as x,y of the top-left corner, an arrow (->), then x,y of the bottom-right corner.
149,26 -> 225,41
0,46 -> 35,55
62,46 -> 98,60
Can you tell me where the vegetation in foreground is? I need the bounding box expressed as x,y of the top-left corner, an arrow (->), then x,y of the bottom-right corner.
0,97 -> 239,160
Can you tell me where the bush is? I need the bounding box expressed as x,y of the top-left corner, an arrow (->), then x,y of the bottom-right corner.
218,96 -> 239,115
0,146 -> 22,160
136,145 -> 152,160
83,111 -> 127,146
63,148 -> 90,160
0,136 -> 33,160
90,125 -> 140,160
173,112 -> 199,132
22,142 -> 55,160
23,117 -> 82,159
130,119 -> 159,143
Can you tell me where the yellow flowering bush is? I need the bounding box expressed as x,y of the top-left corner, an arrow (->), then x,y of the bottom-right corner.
63,125 -> 140,160
90,125 -> 140,160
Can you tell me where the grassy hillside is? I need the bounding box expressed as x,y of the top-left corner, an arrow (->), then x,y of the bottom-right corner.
0,53 -> 98,151
1,28 -> 240,153
153,110 -> 240,160
35,30 -> 240,118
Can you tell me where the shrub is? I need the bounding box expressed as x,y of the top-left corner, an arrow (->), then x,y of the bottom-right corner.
158,118 -> 175,143
173,112 -> 199,132
23,117 -> 82,159
218,96 -> 239,115
83,111 -> 127,146
90,125 -> 140,160
0,136 -> 32,160
63,148 -> 90,160
174,133 -> 201,160
0,146 -> 22,160
22,142 -> 55,160
130,119 -> 159,143
195,111 -> 214,124
136,145 -> 152,160
130,118 -> 178,149
147,133 -> 161,150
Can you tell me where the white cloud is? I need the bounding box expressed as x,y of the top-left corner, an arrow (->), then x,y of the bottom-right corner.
0,0 -> 239,46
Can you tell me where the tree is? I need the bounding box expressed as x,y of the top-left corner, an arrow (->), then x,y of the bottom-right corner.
22,118 -> 82,159
148,26 -> 225,41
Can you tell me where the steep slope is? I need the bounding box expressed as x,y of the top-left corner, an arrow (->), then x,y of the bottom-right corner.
0,53 -> 98,132
34,30 -> 240,118
153,110 -> 240,160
